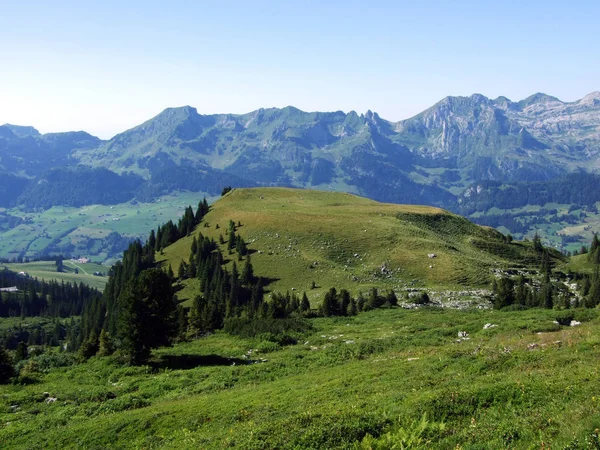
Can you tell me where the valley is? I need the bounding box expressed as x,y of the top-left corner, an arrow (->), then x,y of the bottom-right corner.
0,187 -> 598,449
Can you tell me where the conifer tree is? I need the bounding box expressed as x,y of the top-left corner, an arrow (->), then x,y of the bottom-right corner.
0,343 -> 14,384
300,292 -> 310,313
241,255 -> 254,285
117,268 -> 176,365
347,299 -> 358,316
320,287 -> 338,317
386,290 -> 398,307
97,329 -> 114,356
15,341 -> 28,361
339,289 -> 351,315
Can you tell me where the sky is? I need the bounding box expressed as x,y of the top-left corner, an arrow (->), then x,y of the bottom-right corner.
0,0 -> 598,139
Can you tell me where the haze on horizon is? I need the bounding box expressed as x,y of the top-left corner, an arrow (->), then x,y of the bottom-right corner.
1,0 -> 598,139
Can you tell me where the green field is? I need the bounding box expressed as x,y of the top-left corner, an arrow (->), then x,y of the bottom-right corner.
158,187 -> 544,305
467,202 -> 600,254
0,191 -> 215,264
2,306 -> 599,448
2,260 -> 109,291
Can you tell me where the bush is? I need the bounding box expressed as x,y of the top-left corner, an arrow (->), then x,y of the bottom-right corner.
573,308 -> 598,323
0,346 -> 14,384
413,292 -> 431,305
555,311 -> 575,326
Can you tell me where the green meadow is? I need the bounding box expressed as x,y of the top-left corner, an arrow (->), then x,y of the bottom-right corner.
2,261 -> 108,291
1,307 -> 600,449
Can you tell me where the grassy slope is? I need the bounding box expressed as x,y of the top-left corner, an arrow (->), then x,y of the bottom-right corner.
158,187 -> 540,304
2,261 -> 108,291
565,253 -> 597,275
1,307 -> 599,449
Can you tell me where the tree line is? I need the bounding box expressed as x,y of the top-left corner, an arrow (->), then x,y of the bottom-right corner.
0,268 -> 101,318
493,234 -> 600,310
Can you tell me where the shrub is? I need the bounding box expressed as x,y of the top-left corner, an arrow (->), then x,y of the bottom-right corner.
555,311 -> 575,326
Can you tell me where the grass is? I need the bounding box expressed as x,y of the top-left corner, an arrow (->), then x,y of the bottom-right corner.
564,253 -> 598,275
158,187 -> 543,304
2,306 -> 600,448
2,261 -> 109,291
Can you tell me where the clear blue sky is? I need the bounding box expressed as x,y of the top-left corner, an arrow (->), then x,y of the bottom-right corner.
1,0 -> 598,138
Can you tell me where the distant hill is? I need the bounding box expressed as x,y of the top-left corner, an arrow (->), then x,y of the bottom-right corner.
157,187 -> 549,301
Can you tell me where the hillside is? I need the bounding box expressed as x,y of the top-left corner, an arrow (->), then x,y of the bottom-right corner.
158,188 -> 544,304
2,306 -> 600,449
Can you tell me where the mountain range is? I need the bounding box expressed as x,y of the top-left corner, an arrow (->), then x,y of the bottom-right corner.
2,91 -> 600,210
1,91 -> 600,260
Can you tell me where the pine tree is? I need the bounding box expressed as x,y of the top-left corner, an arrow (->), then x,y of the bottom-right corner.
493,277 -> 515,309
178,261 -> 187,279
190,236 -> 198,255
356,292 -> 366,312
367,288 -> 381,310
320,288 -> 338,317
586,267 -> 600,307
339,289 -> 351,315
241,255 -> 254,285
541,282 -> 554,309
0,343 -> 14,384
97,329 -> 114,356
300,292 -> 310,313
347,299 -> 358,316
117,269 -> 177,365
533,232 -> 543,252
515,275 -> 527,306
15,341 -> 28,361
386,290 -> 398,307
176,305 -> 188,342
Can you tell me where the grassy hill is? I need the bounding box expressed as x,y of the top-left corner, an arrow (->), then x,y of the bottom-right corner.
158,188 -> 544,305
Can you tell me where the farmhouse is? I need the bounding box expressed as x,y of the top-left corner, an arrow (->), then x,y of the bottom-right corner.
0,286 -> 19,293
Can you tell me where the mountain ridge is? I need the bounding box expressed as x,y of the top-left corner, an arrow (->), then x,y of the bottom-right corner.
1,90 -> 599,260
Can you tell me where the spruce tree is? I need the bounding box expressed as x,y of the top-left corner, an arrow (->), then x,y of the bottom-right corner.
117,269 -> 177,365
386,290 -> 398,307
347,299 -> 358,316
15,341 -> 28,361
320,288 -> 338,317
241,255 -> 254,285
0,343 -> 14,384
300,292 -> 310,313
97,329 -> 114,356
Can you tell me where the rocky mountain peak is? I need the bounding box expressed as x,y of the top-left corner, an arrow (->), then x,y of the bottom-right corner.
579,91 -> 600,106
1,124 -> 41,138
